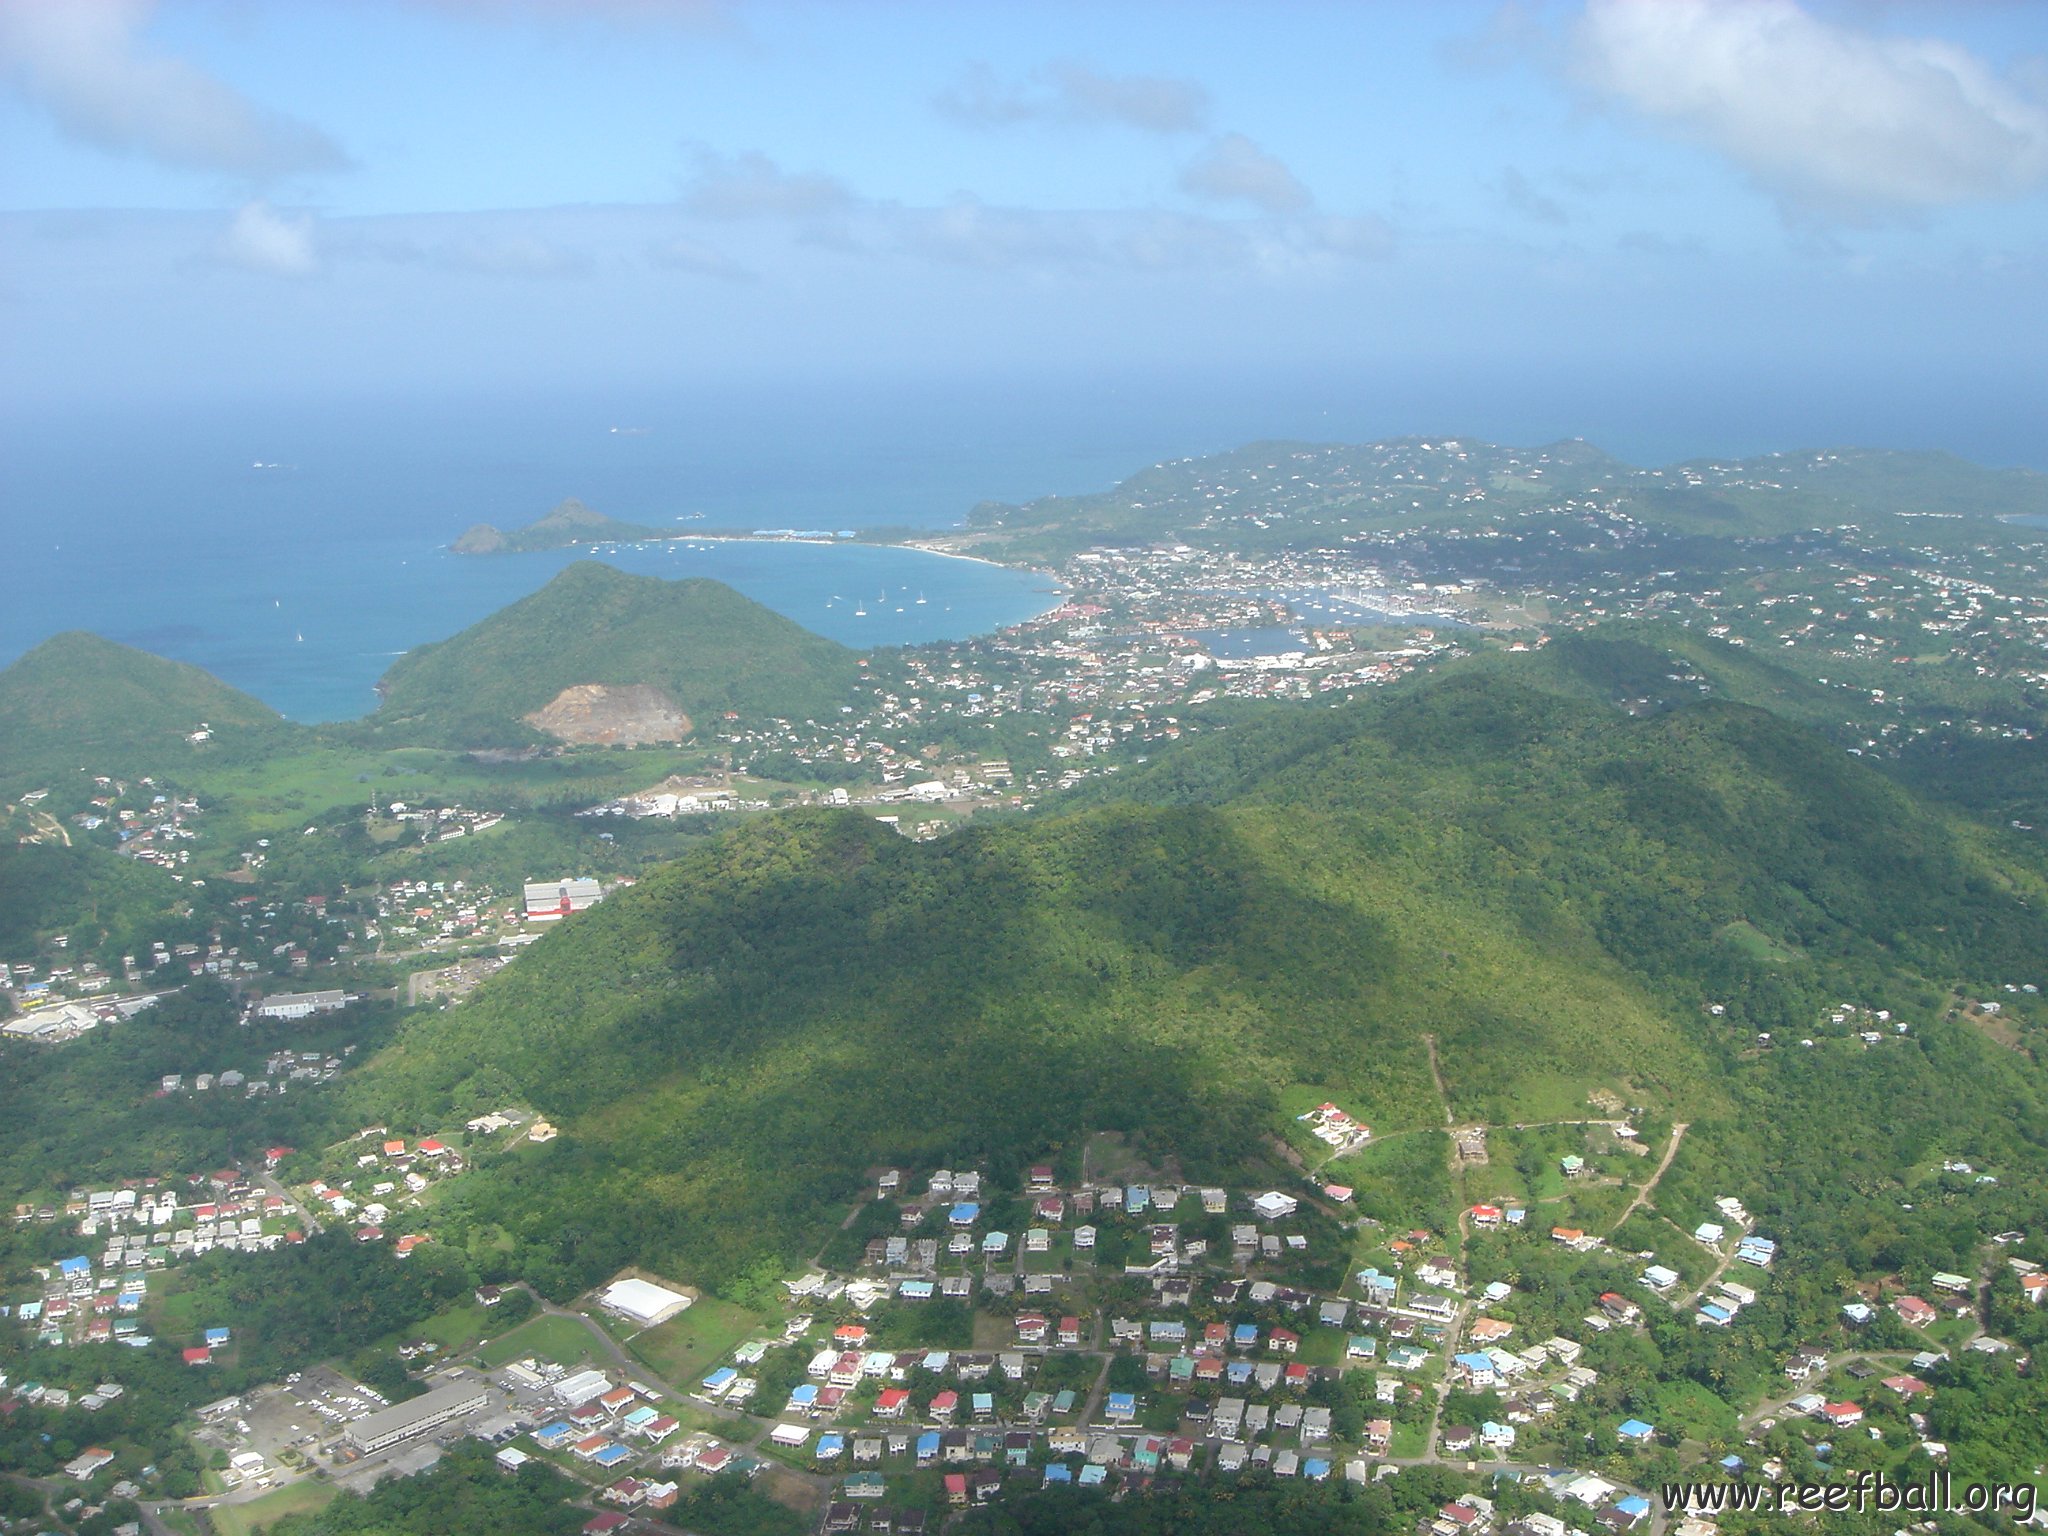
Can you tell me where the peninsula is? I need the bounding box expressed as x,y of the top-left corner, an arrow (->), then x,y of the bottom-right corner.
450,496 -> 664,554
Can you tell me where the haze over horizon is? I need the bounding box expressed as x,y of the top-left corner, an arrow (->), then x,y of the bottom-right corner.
3,0 -> 2046,470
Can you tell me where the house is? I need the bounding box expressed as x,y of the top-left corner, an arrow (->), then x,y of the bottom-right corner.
1251,1191 -> 1298,1221
1455,1352 -> 1497,1387
1894,1295 -> 1939,1327
1785,1348 -> 1828,1381
1442,1425 -> 1477,1454
1058,1316 -> 1082,1346
1616,1419 -> 1655,1444
1820,1401 -> 1864,1427
1598,1292 -> 1641,1323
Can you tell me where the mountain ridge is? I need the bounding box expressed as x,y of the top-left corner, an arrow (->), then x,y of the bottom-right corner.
346,652 -> 2048,1292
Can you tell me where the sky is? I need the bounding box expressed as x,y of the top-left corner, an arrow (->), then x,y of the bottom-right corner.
2,0 -> 2046,464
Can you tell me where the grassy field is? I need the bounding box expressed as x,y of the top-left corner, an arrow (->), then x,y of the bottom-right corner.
375,1298 -> 496,1357
476,1310 -> 605,1370
626,1295 -> 774,1388
192,742 -> 711,843
204,1481 -> 335,1536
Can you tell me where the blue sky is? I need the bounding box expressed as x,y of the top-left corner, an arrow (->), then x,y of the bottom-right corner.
2,0 -> 2045,461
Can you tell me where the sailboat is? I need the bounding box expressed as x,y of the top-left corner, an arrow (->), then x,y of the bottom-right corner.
915,590 -> 927,605
295,631 -> 304,643
853,601 -> 867,617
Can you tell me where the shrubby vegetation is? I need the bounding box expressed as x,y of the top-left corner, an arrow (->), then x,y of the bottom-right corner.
0,630 -> 301,797
267,1442 -> 586,1536
0,841 -> 217,971
0,980 -> 389,1202
0,1231 -> 474,1485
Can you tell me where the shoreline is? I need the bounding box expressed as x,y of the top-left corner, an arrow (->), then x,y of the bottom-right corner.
462,527 -> 1059,585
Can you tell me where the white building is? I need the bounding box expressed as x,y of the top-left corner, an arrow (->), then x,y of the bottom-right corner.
253,990 -> 348,1021
600,1277 -> 693,1328
524,878 -> 604,920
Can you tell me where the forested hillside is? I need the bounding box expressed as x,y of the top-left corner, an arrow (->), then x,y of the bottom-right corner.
365,562 -> 862,747
0,631 -> 302,795
353,656 -> 2048,1295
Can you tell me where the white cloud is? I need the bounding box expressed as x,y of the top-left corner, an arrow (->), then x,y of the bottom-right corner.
218,198 -> 318,275
0,0 -> 348,180
667,144 -> 1381,277
649,235 -> 752,281
1179,133 -> 1313,214
1498,166 -> 1570,226
411,0 -> 734,28
1572,0 -> 2048,215
937,58 -> 1211,134
895,200 -> 1387,276
681,148 -> 860,219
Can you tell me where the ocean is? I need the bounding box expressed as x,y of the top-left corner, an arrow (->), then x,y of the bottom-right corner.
7,370 -> 2043,722
1,386 -> 1148,723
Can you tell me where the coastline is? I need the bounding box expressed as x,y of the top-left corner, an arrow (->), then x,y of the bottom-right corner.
461,526 -> 1059,585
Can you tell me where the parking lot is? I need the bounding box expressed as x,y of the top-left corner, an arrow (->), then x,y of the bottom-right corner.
189,1365 -> 383,1492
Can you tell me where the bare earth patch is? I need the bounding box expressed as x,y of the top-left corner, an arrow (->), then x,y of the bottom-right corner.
524,683 -> 691,745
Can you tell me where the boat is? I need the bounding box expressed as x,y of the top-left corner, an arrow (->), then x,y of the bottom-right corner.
915,591 -> 927,605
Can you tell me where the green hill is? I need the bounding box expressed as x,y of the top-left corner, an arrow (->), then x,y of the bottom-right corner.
0,842 -> 212,973
0,631 -> 301,797
365,562 -> 862,747
949,437 -> 2048,562
451,497 -> 666,554
350,659 -> 2048,1293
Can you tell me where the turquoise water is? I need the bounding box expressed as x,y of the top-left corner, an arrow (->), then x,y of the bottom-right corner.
11,373 -> 2040,722
37,536 -> 1060,724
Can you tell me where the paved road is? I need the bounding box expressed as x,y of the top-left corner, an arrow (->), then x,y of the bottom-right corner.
253,1166 -> 321,1236
524,1288 -> 838,1488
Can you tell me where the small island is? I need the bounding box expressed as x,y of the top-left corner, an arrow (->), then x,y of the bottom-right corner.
451,497 -> 664,554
